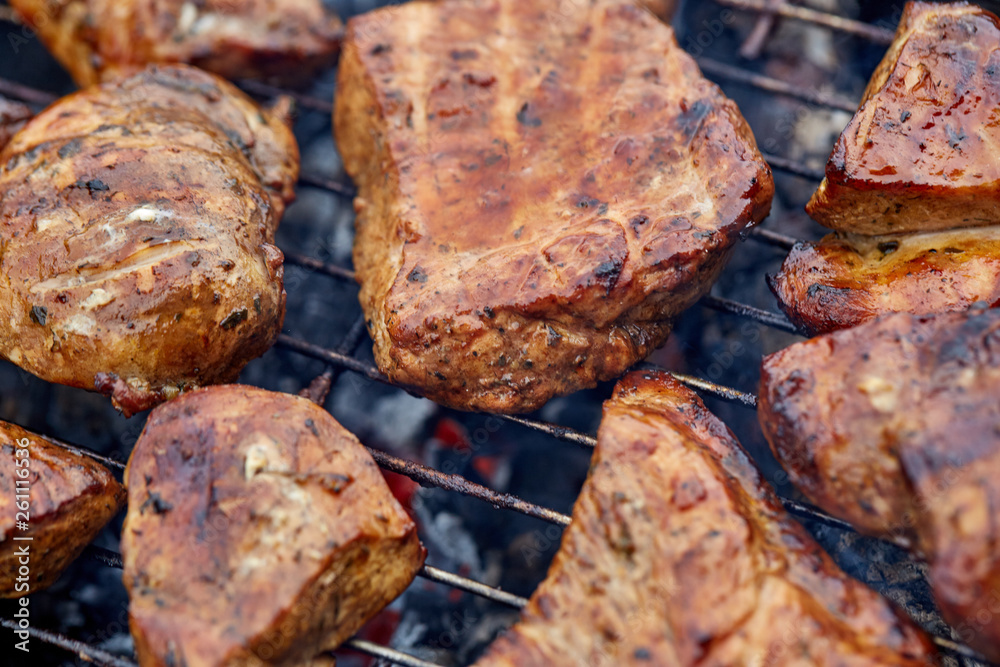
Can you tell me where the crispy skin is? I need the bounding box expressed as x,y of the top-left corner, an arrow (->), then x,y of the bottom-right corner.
123,385 -> 424,667
0,65 -> 298,416
759,309 -> 1000,660
807,2 -> 1000,234
0,421 -> 124,597
476,371 -> 935,666
9,0 -> 342,87
770,227 -> 1000,335
335,0 -> 773,413
0,96 -> 32,152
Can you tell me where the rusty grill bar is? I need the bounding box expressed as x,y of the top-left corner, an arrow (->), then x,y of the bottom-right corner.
0,1 -> 995,665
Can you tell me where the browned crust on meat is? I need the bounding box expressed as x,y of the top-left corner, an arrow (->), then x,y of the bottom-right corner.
0,65 -> 298,416
335,0 -> 773,413
769,227 -> 1000,335
0,421 -> 124,597
123,385 -> 424,667
0,96 -> 32,152
476,371 -> 935,666
10,0 -> 342,87
759,308 -> 1000,660
807,2 -> 1000,234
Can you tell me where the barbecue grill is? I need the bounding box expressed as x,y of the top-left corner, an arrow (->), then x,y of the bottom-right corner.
0,0 -> 995,665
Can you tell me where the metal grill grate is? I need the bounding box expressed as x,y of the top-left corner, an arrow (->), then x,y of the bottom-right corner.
0,1 -> 995,665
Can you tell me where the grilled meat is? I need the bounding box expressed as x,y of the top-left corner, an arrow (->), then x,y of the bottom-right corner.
770,227 -> 1000,335
9,0 -> 342,87
123,385 -> 424,667
0,64 -> 297,416
0,96 -> 31,151
475,371 -> 935,666
336,0 -> 773,413
0,421 -> 124,597
807,2 -> 1000,235
759,308 -> 1000,660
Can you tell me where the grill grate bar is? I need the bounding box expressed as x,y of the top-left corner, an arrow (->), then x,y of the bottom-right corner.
714,0 -> 895,44
749,226 -> 799,250
343,638 -> 443,667
0,618 -> 138,667
498,414 -> 597,448
697,57 -> 858,112
297,172 -> 357,198
420,565 -> 529,609
700,294 -> 799,334
366,445 -> 571,526
236,78 -> 337,114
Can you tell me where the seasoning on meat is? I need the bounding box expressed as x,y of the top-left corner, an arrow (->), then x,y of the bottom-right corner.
769,226 -> 1000,335
475,371 -> 936,666
807,2 -> 1000,235
336,0 -> 773,413
0,64 -> 298,416
759,307 -> 1000,661
122,385 -> 425,667
9,0 -> 343,87
0,421 -> 124,597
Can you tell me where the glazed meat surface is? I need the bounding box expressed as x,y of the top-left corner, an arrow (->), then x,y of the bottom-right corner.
807,2 -> 1000,234
0,421 -> 124,596
770,227 -> 1000,335
475,371 -> 935,666
336,0 -> 773,413
0,96 -> 31,151
759,308 -> 1000,660
123,385 -> 424,667
0,64 -> 298,416
10,0 -> 342,87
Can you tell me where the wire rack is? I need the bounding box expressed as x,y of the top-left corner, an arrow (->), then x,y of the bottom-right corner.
0,1 -> 994,665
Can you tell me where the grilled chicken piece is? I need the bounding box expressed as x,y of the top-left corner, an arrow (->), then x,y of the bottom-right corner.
0,96 -> 31,152
770,227 -> 1000,335
123,385 -> 424,667
0,65 -> 297,416
336,0 -> 773,413
0,421 -> 124,597
475,371 -> 935,666
759,308 -> 1000,660
807,2 -> 1000,234
9,0 -> 342,87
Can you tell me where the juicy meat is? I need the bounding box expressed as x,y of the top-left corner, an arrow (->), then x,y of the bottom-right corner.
0,421 -> 124,596
0,96 -> 32,151
759,308 -> 1000,660
807,2 -> 1000,234
335,0 -> 773,413
475,371 -> 935,666
9,0 -> 342,87
122,385 -> 424,667
638,0 -> 677,20
770,227 -> 1000,335
0,64 -> 298,416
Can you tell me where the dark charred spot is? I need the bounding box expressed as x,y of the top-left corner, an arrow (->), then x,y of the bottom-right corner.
220,309 -> 248,330
483,306 -> 496,319
630,215 -> 649,234
900,110 -> 911,122
73,178 -> 110,196
678,99 -> 712,142
547,325 -> 562,346
450,48 -> 478,60
139,491 -> 173,515
516,102 -> 542,128
57,137 -> 83,159
407,266 -> 428,283
877,241 -> 899,256
304,418 -> 320,437
370,43 -> 391,55
29,306 -> 47,326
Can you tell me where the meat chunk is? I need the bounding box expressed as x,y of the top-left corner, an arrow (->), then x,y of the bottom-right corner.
770,227 -> 1000,335
0,421 -> 124,596
639,0 -> 677,20
0,96 -> 32,152
0,65 -> 298,416
807,2 -> 1000,234
335,0 -> 773,413
123,385 -> 424,667
475,371 -> 935,666
759,308 -> 1000,660
9,0 -> 342,87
